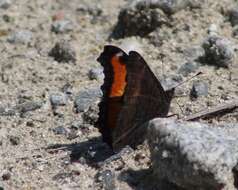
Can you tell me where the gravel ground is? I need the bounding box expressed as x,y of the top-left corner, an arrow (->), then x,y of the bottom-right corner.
0,0 -> 238,189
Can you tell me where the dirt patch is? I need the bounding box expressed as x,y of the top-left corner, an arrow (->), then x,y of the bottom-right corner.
0,0 -> 238,189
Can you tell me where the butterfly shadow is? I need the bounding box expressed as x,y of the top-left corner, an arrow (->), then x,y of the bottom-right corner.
47,139 -> 184,189
46,137 -> 114,167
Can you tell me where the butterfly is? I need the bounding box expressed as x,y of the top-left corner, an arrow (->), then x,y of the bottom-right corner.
97,45 -> 174,150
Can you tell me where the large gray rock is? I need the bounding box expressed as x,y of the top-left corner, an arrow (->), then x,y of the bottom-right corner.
111,0 -> 206,38
148,118 -> 238,190
111,0 -> 168,38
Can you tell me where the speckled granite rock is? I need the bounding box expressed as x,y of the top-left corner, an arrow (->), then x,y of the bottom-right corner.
148,118 -> 238,190
125,0 -> 191,15
111,0 -> 206,38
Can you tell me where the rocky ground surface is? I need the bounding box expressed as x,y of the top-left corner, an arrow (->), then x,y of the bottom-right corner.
0,0 -> 238,189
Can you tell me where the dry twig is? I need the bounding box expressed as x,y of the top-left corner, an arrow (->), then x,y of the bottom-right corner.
184,100 -> 238,121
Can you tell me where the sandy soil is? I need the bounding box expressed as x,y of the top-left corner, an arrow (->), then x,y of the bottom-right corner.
0,0 -> 238,189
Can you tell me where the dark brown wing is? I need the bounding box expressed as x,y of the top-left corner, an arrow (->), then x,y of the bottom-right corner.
97,46 -> 174,150
112,51 -> 174,150
97,45 -> 128,147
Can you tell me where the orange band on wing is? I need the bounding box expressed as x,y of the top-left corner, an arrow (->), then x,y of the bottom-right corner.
109,55 -> 127,97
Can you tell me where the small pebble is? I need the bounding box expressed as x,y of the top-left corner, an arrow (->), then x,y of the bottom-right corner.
8,30 -> 33,44
134,153 -> 146,161
66,128 -> 79,140
183,46 -> 205,61
17,90 -> 33,103
229,9 -> 238,26
152,0 -> 190,15
190,81 -> 208,99
82,105 -> 99,125
160,75 -> 182,90
52,11 -> 65,21
9,135 -> 20,145
70,118 -> 84,130
77,4 -> 102,17
61,83 -> 73,95
0,29 -> 9,37
0,0 -> 12,9
207,24 -> 218,35
2,172 -> 10,181
178,62 -> 199,76
101,146 -> 134,166
52,110 -> 64,117
88,68 -> 104,81
232,25 -> 238,37
78,157 -> 87,165
49,40 -> 76,63
188,0 -> 206,9
50,93 -> 67,107
52,172 -> 71,181
37,164 -> 44,171
221,94 -> 229,100
52,126 -> 68,135
2,14 -> 12,22
15,101 -> 42,113
51,20 -> 73,33
74,87 -> 102,113
26,121 -> 34,127
97,170 -> 116,190
0,106 -> 15,116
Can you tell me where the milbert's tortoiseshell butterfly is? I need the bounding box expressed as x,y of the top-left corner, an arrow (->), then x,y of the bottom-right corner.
97,45 -> 174,150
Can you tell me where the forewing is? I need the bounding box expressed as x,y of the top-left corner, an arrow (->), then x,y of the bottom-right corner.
97,45 -> 128,146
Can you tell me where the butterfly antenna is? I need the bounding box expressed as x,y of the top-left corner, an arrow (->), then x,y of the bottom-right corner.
173,72 -> 203,117
159,53 -> 166,78
173,72 -> 202,89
